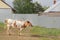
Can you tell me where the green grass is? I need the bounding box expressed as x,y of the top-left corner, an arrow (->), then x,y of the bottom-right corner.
30,26 -> 60,36
0,22 -> 5,32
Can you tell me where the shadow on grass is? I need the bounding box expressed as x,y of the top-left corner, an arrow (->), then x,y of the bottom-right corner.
30,34 -> 57,38
31,35 -> 43,37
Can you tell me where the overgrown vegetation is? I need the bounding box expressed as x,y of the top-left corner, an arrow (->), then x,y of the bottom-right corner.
13,0 -> 45,14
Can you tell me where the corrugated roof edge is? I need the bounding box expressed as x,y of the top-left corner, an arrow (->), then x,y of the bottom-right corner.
44,1 -> 60,13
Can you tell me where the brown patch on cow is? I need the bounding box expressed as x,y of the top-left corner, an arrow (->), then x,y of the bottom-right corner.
21,24 -> 26,28
13,21 -> 17,27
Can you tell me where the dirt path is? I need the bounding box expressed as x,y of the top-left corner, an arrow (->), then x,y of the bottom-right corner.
0,32 -> 40,40
0,31 -> 60,40
0,28 -> 60,40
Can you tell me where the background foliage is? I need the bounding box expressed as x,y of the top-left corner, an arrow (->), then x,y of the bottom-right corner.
13,0 -> 46,14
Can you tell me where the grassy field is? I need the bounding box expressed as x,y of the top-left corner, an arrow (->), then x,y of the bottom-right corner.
30,26 -> 60,36
0,22 -> 60,40
0,22 -> 5,32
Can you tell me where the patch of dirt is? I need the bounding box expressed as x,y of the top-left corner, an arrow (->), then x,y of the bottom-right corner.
0,28 -> 60,40
0,31 -> 60,40
0,32 -> 40,40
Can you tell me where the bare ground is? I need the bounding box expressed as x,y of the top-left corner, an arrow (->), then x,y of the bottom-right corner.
0,31 -> 60,40
0,28 -> 60,40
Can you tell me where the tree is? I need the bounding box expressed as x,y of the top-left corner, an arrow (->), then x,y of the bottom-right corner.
43,6 -> 49,10
13,0 -> 45,14
34,2 -> 45,12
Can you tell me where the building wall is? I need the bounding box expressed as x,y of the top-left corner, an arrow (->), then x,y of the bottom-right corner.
0,8 -> 12,22
51,3 -> 60,11
44,1 -> 60,12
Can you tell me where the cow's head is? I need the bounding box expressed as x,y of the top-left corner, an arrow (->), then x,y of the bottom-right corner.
22,21 -> 33,28
24,21 -> 33,27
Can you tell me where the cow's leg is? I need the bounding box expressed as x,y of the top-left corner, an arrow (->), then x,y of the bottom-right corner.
19,28 -> 23,36
6,25 -> 11,35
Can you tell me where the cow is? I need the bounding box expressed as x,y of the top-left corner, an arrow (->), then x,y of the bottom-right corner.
5,19 -> 33,36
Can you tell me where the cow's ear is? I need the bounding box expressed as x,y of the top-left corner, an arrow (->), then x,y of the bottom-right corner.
27,21 -> 30,23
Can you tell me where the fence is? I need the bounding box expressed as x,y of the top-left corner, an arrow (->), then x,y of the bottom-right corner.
0,13 -> 60,28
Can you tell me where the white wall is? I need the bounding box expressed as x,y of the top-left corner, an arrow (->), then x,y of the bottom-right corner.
0,8 -> 12,22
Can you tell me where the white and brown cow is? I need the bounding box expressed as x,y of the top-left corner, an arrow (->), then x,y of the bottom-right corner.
5,19 -> 33,35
